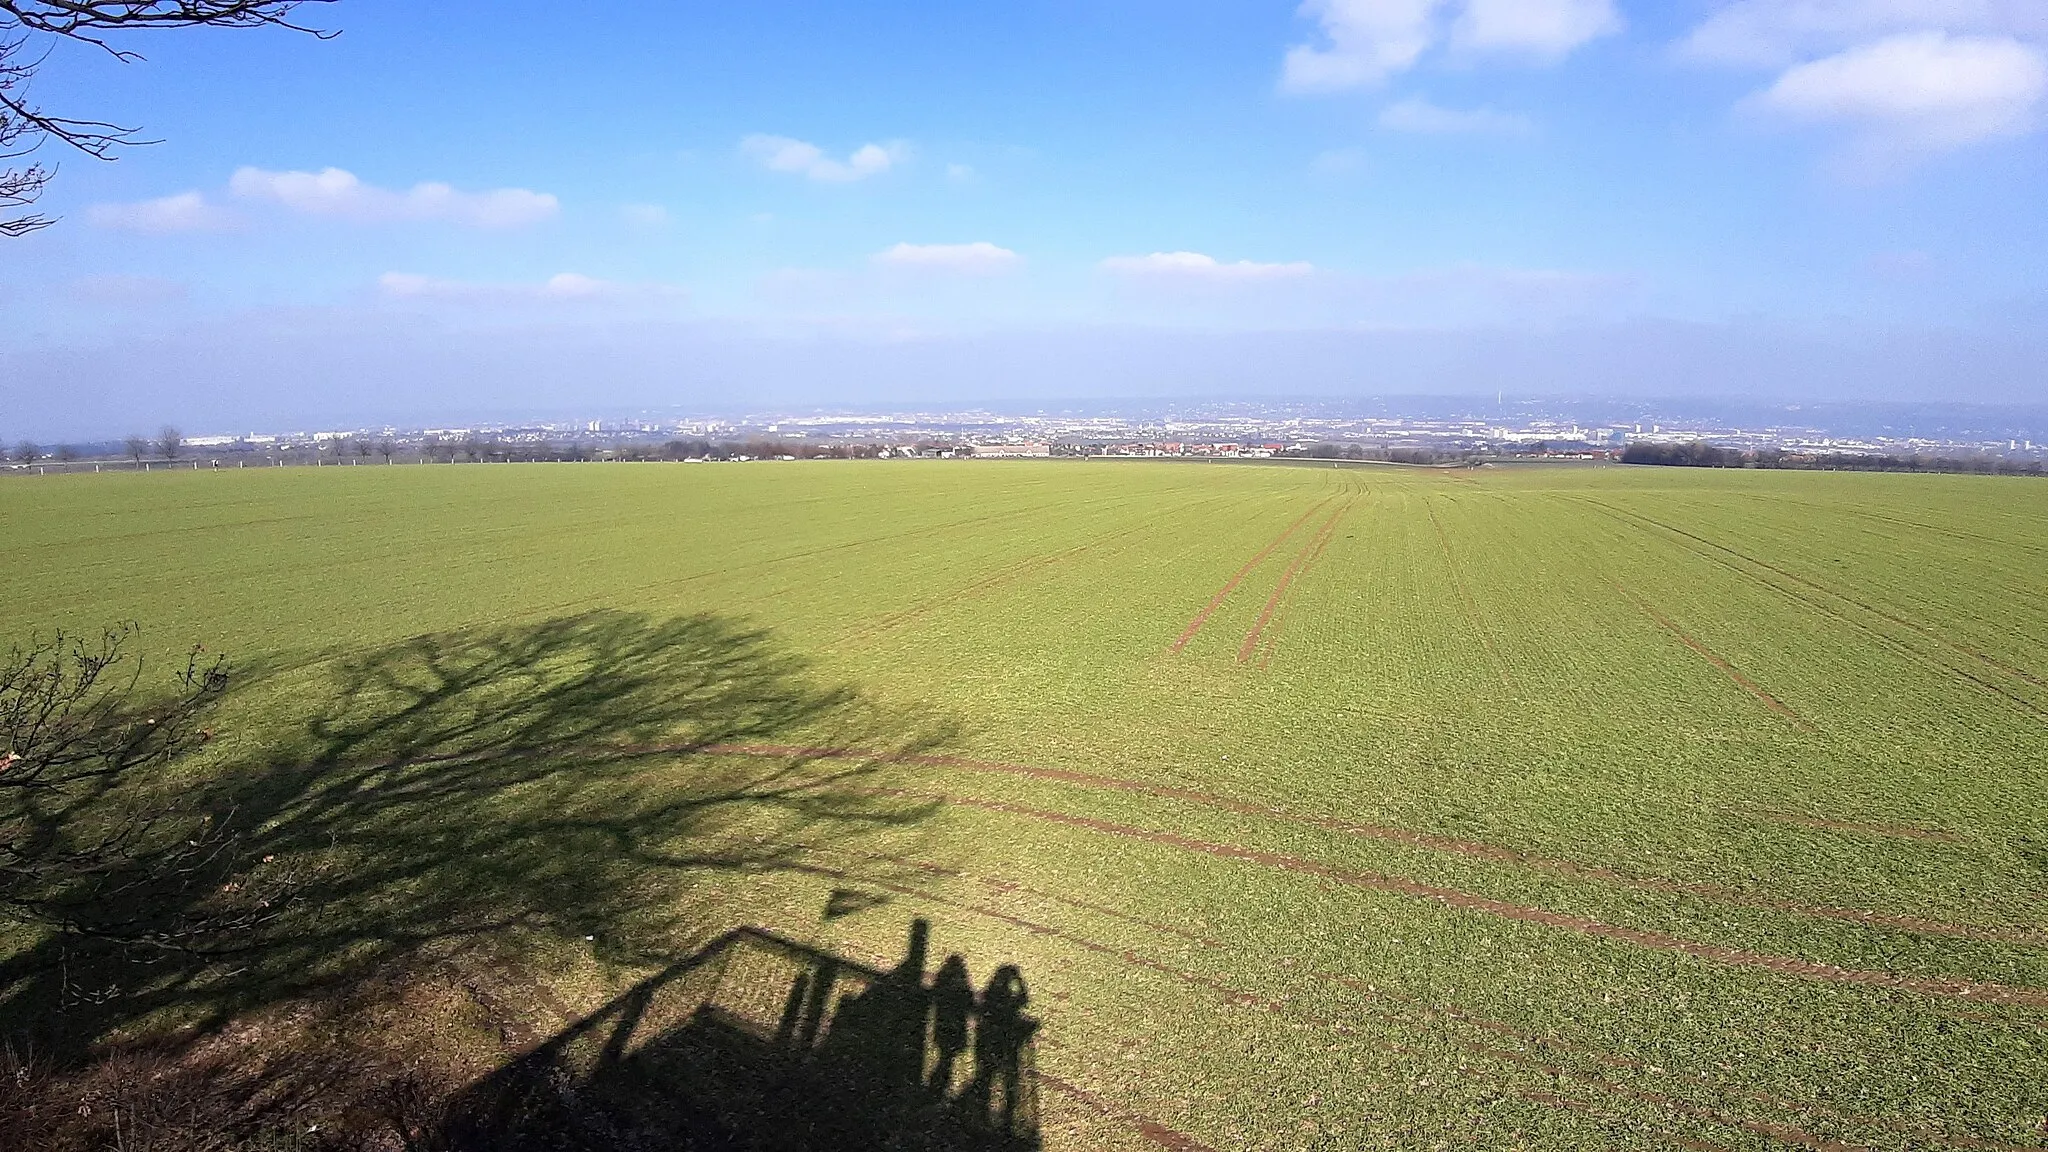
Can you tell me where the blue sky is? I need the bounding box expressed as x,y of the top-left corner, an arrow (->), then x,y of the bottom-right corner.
5,0 -> 2047,436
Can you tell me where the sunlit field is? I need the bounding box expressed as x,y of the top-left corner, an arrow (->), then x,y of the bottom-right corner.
4,459 -> 2045,1150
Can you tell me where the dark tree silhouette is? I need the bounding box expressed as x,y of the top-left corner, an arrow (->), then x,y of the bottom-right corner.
13,439 -> 37,465
156,425 -> 180,460
0,627 -> 255,965
2,611 -> 949,1066
0,613 -> 999,1149
0,1 -> 334,235
123,434 -> 148,465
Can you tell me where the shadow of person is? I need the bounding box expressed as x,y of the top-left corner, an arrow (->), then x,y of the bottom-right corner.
929,953 -> 975,1096
967,965 -> 1038,1136
821,917 -> 932,1094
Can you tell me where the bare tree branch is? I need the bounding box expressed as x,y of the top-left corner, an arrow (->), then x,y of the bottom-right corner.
0,2 -> 335,57
0,1 -> 333,234
0,627 -> 264,961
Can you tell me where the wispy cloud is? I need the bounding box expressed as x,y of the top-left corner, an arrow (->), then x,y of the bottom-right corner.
379,272 -> 683,302
741,135 -> 908,182
1378,96 -> 1533,134
230,168 -> 559,227
1281,0 -> 1617,93
873,241 -> 1021,273
1283,0 -> 1445,93
1685,2 -> 2047,170
1100,251 -> 1315,280
86,191 -> 236,234
1744,31 -> 2047,167
1681,0 -> 2048,68
1449,0 -> 1620,59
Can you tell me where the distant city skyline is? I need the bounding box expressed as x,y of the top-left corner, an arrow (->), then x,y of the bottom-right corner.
5,1 -> 2046,438
20,395 -> 2045,464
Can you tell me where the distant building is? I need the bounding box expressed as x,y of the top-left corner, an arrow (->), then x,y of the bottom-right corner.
968,443 -> 1050,457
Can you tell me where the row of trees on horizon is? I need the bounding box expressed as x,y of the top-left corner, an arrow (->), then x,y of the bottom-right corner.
0,433 -> 971,468
10,431 -> 2044,476
6,427 -> 184,467
1620,441 -> 2045,476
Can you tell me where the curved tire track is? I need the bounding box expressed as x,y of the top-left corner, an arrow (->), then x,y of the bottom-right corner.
1169,497 -> 1333,653
918,790 -> 2048,1009
702,742 -> 2048,948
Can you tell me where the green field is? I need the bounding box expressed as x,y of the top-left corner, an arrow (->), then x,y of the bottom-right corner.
4,459 -> 2045,1149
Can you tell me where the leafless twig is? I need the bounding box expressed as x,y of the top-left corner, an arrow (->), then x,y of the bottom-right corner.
0,1 -> 333,233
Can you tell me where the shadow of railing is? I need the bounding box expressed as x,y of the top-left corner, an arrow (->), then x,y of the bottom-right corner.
436,918 -> 1040,1151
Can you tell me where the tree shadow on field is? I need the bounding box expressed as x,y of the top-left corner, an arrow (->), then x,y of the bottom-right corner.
0,610 -> 952,1073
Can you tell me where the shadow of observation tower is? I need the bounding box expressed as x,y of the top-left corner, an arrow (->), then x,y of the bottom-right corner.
437,916 -> 1042,1151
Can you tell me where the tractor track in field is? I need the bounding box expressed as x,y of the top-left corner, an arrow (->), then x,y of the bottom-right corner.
343,733 -> 2048,958
851,540 -> 1105,637
1169,497 -> 1334,653
1740,808 -> 1965,843
839,863 -> 2025,1152
1579,497 -> 2048,720
908,789 -> 2048,1008
1517,1091 -> 1735,1152
697,743 -> 2048,949
1641,502 -> 2048,691
1579,498 -> 2048,716
1035,1073 -> 1224,1152
843,492 -> 1246,643
1610,581 -> 1815,730
515,488 -> 1170,632
1238,501 -> 1352,665
1424,497 -> 1516,688
1727,491 -> 2048,563
836,851 -> 2044,1152
829,851 -> 1739,1080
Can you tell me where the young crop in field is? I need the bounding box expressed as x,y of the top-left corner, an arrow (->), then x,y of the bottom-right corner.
2,461 -> 2043,1149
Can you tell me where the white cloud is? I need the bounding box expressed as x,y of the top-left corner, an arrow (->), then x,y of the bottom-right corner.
1280,0 -> 1614,92
378,272 -> 679,301
1450,0 -> 1620,58
1283,0 -> 1445,92
1378,96 -> 1534,134
85,191 -> 235,234
945,162 -> 977,182
1749,31 -> 2047,154
1100,252 -> 1315,280
873,242 -> 1022,273
229,168 -> 557,228
741,135 -> 908,182
1684,4 -> 2048,165
1682,0 -> 2048,67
